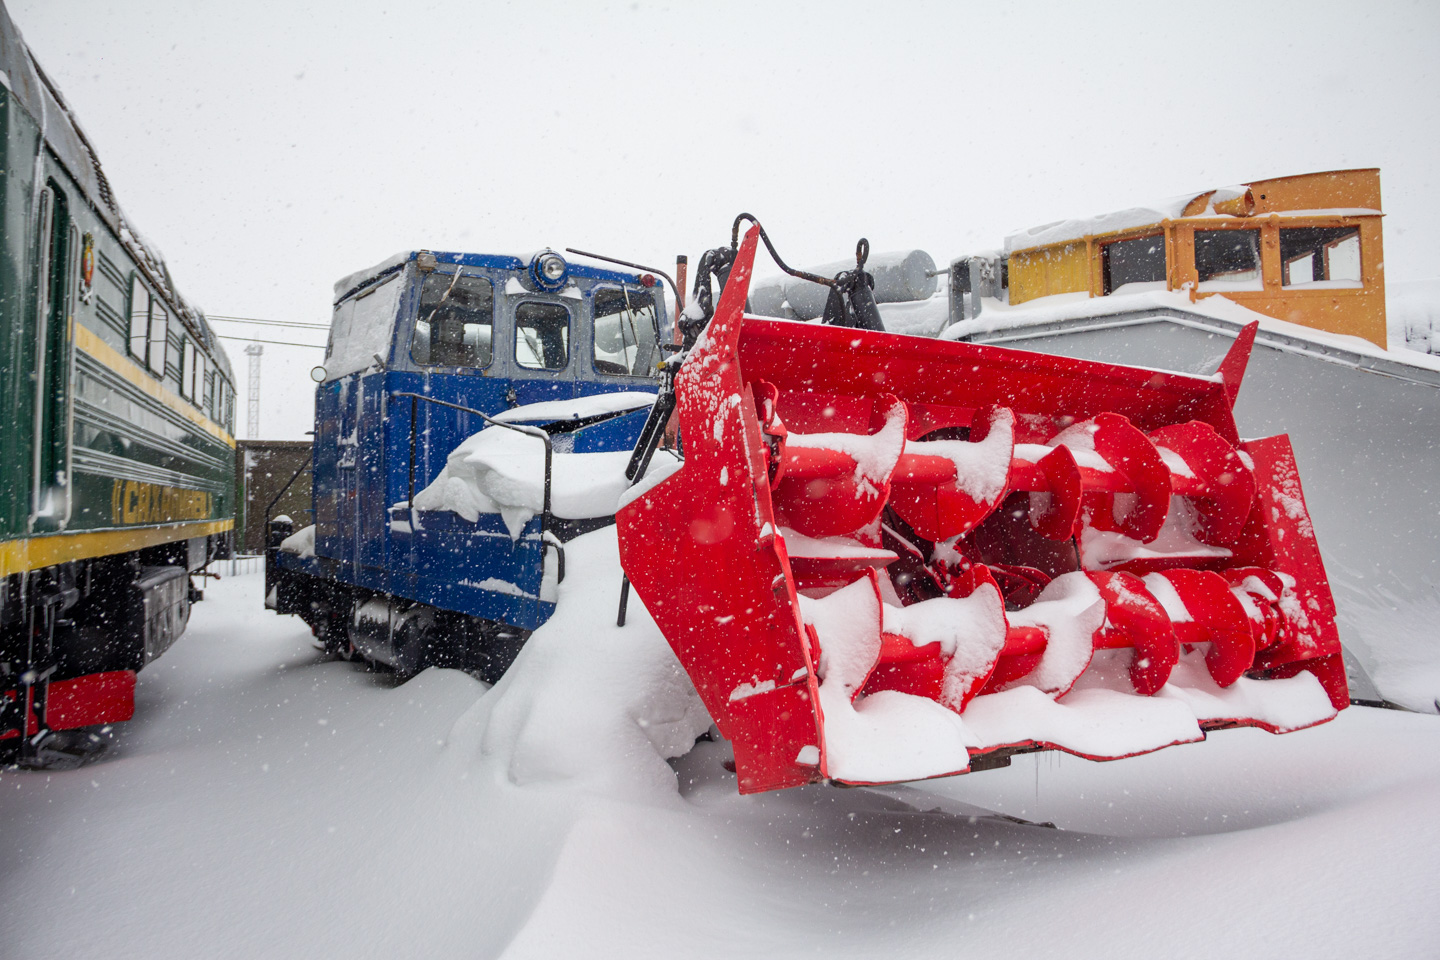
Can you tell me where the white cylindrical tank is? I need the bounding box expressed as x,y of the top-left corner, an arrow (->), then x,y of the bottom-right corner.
750,249 -> 937,320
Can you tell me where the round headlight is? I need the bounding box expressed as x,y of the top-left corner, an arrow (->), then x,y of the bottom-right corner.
529,250 -> 569,291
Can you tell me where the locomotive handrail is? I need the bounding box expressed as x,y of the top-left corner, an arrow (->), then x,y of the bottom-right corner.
391,391 -> 552,567
263,451 -> 314,542
563,247 -> 680,315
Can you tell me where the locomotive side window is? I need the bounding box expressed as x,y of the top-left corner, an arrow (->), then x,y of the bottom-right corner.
515,301 -> 570,371
324,273 -> 402,380
1280,226 -> 1362,286
592,287 -> 660,377
35,188 -> 55,330
412,271 -> 494,368
181,340 -> 197,400
1195,228 -> 1262,290
129,276 -> 150,360
147,301 -> 168,374
1101,234 -> 1166,295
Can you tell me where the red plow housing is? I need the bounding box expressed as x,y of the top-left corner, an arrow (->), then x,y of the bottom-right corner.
617,227 -> 1346,794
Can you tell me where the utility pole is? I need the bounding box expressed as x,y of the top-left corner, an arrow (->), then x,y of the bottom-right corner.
245,343 -> 263,439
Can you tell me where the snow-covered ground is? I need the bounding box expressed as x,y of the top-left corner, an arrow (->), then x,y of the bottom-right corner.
3,533 -> 1439,959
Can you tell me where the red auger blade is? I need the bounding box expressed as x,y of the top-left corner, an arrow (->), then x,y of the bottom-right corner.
617,227 -> 1345,794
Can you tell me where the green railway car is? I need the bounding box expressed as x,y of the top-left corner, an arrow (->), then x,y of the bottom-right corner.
0,3 -> 237,767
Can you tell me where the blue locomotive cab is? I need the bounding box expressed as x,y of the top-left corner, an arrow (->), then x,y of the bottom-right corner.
324,248 -> 666,409
268,250 -> 668,678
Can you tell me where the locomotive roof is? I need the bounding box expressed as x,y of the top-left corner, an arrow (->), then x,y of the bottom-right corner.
333,250 -> 645,304
0,2 -> 233,384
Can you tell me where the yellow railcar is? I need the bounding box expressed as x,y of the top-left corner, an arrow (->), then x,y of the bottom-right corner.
1005,169 -> 1386,348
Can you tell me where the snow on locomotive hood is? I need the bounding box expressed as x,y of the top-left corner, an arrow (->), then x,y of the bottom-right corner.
489,392 -> 655,424
409,396 -> 655,538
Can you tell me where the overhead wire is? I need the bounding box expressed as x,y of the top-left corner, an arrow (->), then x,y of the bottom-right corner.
214,334 -> 326,349
208,314 -> 328,348
207,315 -> 330,330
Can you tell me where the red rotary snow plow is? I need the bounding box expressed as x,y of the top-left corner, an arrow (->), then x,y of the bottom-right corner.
617,226 -> 1346,795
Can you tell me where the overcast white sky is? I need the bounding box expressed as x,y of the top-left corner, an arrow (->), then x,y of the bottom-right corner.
12,0 -> 1440,439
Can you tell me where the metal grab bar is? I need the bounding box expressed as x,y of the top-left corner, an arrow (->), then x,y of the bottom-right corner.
391,392 -> 562,604
391,392 -> 552,524
263,451 -> 314,546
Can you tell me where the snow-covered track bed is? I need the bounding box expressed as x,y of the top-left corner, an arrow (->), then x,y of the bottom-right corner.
2,535 -> 1438,959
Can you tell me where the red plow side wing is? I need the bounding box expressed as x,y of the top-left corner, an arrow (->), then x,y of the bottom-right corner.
617,226 -> 1345,794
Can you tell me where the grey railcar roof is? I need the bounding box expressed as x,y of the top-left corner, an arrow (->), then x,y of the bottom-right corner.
0,1 -> 233,384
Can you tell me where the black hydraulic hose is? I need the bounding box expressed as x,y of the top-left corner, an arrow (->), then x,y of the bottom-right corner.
617,360 -> 682,627
625,387 -> 677,483
729,213 -> 836,287
616,576 -> 630,627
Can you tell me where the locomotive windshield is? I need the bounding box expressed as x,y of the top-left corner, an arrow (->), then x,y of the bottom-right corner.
413,270 -> 494,368
592,286 -> 660,378
515,301 -> 570,371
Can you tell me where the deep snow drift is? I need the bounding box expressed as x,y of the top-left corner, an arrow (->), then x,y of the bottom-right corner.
2,534 -> 1438,959
1388,278 -> 1440,355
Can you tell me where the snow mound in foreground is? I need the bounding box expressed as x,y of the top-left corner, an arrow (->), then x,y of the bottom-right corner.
454,526 -> 712,803
472,524 -> 1336,796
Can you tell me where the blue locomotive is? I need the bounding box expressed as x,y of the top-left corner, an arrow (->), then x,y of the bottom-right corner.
267,249 -> 669,677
